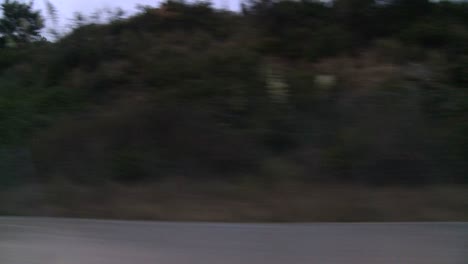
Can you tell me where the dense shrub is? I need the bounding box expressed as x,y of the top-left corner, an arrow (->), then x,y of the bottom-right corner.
1,0 -> 467,185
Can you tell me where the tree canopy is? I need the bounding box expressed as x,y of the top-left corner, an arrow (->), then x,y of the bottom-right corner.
0,0 -> 44,47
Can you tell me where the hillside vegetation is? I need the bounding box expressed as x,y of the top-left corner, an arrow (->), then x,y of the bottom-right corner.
0,0 -> 467,220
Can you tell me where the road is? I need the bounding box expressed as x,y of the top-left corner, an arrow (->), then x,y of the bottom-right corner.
0,217 -> 467,264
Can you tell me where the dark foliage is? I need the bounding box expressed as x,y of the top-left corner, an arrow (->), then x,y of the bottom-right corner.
1,0 -> 467,185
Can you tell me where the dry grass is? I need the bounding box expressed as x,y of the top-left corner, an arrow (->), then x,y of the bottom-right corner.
1,180 -> 467,222
315,53 -> 399,87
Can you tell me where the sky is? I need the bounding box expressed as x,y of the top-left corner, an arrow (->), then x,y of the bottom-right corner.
33,0 -> 240,26
30,0 -> 468,24
29,0 -> 466,33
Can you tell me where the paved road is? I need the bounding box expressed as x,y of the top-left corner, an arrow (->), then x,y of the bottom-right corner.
0,217 -> 467,264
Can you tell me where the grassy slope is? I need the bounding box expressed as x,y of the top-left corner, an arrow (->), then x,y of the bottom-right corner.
2,181 -> 467,221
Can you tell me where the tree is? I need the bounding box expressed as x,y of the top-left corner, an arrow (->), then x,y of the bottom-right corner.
0,0 -> 44,46
333,0 -> 377,39
44,0 -> 60,40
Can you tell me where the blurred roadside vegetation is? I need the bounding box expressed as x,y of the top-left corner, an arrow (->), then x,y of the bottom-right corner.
0,0 -> 467,199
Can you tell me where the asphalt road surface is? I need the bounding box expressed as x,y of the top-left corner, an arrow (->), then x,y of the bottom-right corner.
0,217 -> 467,264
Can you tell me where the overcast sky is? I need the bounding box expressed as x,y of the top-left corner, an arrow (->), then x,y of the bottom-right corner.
31,0 -> 466,23
30,0 -> 465,33
34,0 -> 240,26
